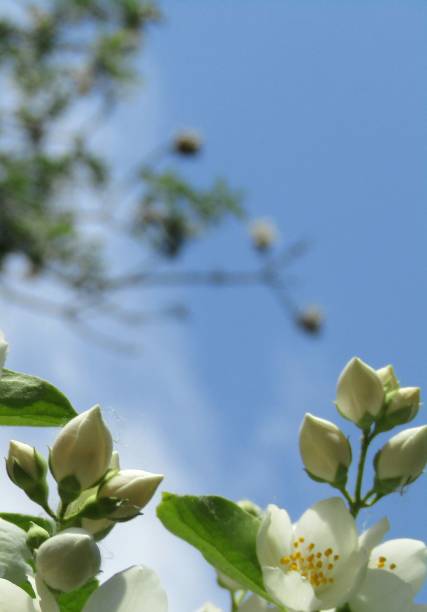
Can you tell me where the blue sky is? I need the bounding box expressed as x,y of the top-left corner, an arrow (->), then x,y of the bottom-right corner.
2,1 -> 427,609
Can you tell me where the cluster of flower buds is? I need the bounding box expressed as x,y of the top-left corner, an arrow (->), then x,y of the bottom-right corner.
336,357 -> 420,431
299,356 -> 427,497
6,404 -> 164,592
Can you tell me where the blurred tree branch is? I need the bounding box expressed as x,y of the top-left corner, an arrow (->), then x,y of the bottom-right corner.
0,0 -> 323,351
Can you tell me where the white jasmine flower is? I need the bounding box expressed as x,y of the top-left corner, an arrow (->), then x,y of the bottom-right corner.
256,498 -> 379,611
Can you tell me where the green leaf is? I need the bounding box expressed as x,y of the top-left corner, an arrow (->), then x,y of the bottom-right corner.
0,513 -> 54,535
157,493 -> 273,602
0,369 -> 77,426
57,579 -> 99,612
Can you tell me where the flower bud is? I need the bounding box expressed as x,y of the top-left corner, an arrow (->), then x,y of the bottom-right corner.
36,528 -> 101,592
249,219 -> 278,251
6,441 -> 49,507
50,405 -> 112,492
173,131 -> 202,156
377,387 -> 421,432
376,365 -> 399,391
98,469 -> 164,520
299,413 -> 352,486
0,330 -> 8,377
374,425 -> 427,493
26,522 -> 50,552
336,357 -> 384,428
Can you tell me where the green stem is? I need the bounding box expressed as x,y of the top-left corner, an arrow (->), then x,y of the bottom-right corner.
338,486 -> 354,508
351,428 -> 374,518
41,503 -> 57,521
230,591 -> 246,612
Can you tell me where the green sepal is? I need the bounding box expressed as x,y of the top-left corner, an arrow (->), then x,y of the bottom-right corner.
335,402 -> 375,431
25,480 -> 50,509
6,459 -> 35,490
56,579 -> 99,612
57,475 -> 82,507
79,496 -> 122,520
373,475 -> 404,496
357,412 -> 376,431
304,462 -> 349,489
375,405 -> 418,434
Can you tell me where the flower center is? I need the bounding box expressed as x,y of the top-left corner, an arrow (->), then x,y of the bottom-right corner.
374,555 -> 397,571
280,537 -> 340,588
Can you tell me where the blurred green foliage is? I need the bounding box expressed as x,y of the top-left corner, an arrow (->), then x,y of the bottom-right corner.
0,0 -> 243,289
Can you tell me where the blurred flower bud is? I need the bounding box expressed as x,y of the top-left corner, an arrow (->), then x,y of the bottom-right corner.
374,425 -> 427,493
237,499 -> 262,518
299,413 -> 352,486
336,357 -> 384,428
173,131 -> 202,156
26,522 -> 50,552
0,330 -> 8,377
36,528 -> 101,592
296,306 -> 324,335
98,469 -> 164,520
376,365 -> 399,391
50,405 -> 112,492
249,219 -> 278,251
197,604 -> 222,612
6,441 -> 49,507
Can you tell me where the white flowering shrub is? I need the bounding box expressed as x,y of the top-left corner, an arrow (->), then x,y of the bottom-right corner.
0,335 -> 425,611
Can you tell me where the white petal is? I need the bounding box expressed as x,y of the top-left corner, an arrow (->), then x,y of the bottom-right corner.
316,549 -> 368,609
0,519 -> 32,585
359,517 -> 390,555
370,539 -> 427,595
262,567 -> 319,611
349,568 -> 413,612
0,578 -> 38,612
83,566 -> 167,612
257,505 -> 293,568
34,576 -> 59,612
293,498 -> 357,561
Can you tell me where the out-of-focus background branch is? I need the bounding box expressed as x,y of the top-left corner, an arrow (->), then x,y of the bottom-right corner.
0,0 -> 322,350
